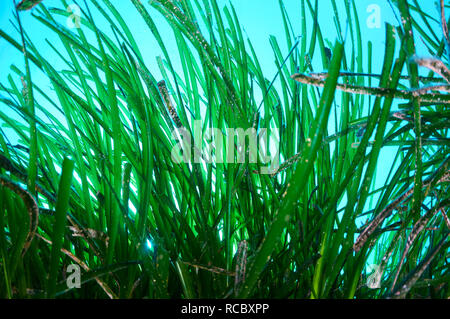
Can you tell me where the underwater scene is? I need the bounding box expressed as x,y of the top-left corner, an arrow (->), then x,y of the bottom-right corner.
0,0 -> 448,299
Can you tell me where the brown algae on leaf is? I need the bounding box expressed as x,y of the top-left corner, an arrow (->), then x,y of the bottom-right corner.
16,0 -> 44,11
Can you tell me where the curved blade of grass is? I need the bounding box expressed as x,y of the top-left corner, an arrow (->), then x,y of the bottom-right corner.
47,157 -> 75,298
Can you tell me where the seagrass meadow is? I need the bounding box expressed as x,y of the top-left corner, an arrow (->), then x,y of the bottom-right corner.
0,0 -> 449,299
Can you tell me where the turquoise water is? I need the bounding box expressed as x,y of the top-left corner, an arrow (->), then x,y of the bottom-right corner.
0,1 -> 440,88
